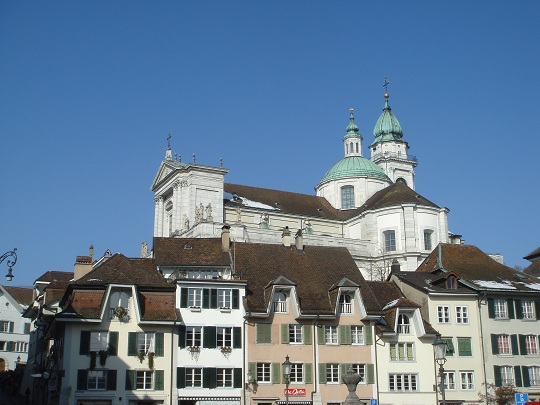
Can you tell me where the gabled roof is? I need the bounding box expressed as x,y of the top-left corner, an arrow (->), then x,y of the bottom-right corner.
233,243 -> 381,316
417,243 -> 540,293
391,271 -> 477,295
138,291 -> 179,321
524,262 -> 540,277
35,271 -> 73,283
2,286 -> 33,306
524,247 -> 540,261
153,238 -> 230,267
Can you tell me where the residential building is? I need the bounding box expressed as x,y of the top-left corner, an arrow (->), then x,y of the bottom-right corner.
524,247 -> 540,278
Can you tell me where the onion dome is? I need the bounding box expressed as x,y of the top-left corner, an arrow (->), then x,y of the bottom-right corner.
371,93 -> 404,146
317,156 -> 391,186
343,108 -> 362,140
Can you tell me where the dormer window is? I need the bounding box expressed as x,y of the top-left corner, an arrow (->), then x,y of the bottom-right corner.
446,275 -> 458,290
341,186 -> 355,209
397,314 -> 411,334
109,290 -> 130,320
339,294 -> 353,314
273,292 -> 287,313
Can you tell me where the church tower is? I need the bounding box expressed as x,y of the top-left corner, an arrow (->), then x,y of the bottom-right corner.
369,90 -> 417,189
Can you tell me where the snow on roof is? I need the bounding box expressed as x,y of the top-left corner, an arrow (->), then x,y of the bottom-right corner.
229,194 -> 279,211
383,299 -> 399,310
522,283 -> 540,291
472,280 -> 517,290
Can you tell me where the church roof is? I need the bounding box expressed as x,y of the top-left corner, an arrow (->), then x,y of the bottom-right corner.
371,93 -> 405,146
154,237 -> 230,266
360,182 -> 439,211
317,156 -> 391,186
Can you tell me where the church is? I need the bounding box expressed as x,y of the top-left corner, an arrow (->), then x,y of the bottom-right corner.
150,90 -> 461,279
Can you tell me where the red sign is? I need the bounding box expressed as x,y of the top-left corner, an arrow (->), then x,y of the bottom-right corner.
284,388 -> 306,397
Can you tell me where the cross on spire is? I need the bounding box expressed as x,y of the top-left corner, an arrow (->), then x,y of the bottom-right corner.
382,77 -> 390,94
167,133 -> 171,149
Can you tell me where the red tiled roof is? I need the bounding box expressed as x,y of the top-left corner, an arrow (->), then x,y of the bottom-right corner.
35,271 -> 73,283
139,291 -> 179,321
153,238 -> 230,266
2,286 -> 33,306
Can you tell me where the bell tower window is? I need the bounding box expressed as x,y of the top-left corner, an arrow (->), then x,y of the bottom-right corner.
341,186 -> 355,209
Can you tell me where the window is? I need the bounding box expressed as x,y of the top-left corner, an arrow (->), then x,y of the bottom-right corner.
437,306 -> 450,323
460,371 -> 475,390
500,366 -> 514,385
289,325 -> 303,344
273,292 -> 287,313
325,326 -> 338,345
529,367 -> 540,386
525,335 -> 539,355
186,368 -> 202,387
351,364 -> 366,383
218,289 -> 232,309
397,314 -> 410,334
351,326 -> 364,345
384,230 -> 396,252
290,363 -> 303,383
443,371 -> 456,390
188,288 -> 203,308
341,186 -> 355,209
326,364 -> 339,383
456,306 -> 469,324
443,338 -> 455,357
494,299 -> 508,319
424,230 -> 432,251
109,291 -> 130,319
14,342 -> 28,352
217,327 -> 232,348
522,300 -> 535,319
446,275 -> 458,290
257,363 -> 271,383
217,368 -> 233,387
138,333 -> 155,354
136,370 -> 153,390
0,321 -> 14,333
390,343 -> 414,361
88,370 -> 106,390
186,327 -> 202,347
90,332 -> 108,352
457,338 -> 472,356
498,335 -> 511,355
389,374 -> 418,391
339,294 -> 353,314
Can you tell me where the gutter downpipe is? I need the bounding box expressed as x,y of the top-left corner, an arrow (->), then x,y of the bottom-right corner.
243,312 -> 250,405
311,316 -> 320,405
478,293 -> 489,401
171,314 -> 178,405
374,323 -> 380,404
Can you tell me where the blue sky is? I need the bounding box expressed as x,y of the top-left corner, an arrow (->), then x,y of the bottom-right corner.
1,2 -> 539,287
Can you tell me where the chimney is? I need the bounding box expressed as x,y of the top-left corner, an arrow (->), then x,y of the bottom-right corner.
295,229 -> 303,251
74,255 -> 93,281
89,244 -> 94,260
282,226 -> 291,247
221,225 -> 231,252
390,259 -> 401,275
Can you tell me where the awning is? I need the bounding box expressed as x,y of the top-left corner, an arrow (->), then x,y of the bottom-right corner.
276,401 -> 312,405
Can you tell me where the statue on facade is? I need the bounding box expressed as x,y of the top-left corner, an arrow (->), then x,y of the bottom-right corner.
304,219 -> 313,234
183,214 -> 190,230
195,203 -> 204,224
236,206 -> 242,222
140,241 -> 148,258
260,213 -> 269,229
205,203 -> 213,221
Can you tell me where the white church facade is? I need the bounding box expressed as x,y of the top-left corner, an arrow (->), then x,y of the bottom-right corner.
150,92 -> 459,279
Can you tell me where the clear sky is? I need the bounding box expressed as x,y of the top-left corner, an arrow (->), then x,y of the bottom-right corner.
1,1 -> 539,287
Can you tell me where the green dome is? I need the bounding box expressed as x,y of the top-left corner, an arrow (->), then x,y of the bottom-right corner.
371,96 -> 404,146
317,156 -> 391,186
343,109 -> 362,140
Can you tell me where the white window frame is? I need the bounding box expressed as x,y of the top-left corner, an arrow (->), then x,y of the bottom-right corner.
289,324 -> 303,344
423,230 -> 433,251
217,327 -> 232,348
460,371 -> 475,390
217,289 -> 232,309
494,299 -> 508,319
397,314 -> 411,334
90,331 -> 109,352
443,371 -> 456,390
217,368 -> 233,388
326,364 -> 339,383
136,370 -> 153,390
526,335 -> 539,355
384,230 -> 396,252
186,368 -> 203,387
273,292 -> 287,313
188,288 -> 203,308
437,306 -> 450,323
290,363 -> 303,383
456,306 -> 469,324
0,321 -> 13,333
390,342 -> 415,361
186,326 -> 202,347
500,366 -> 514,386
325,326 -> 338,345
88,370 -> 107,390
529,366 -> 540,387
257,363 -> 271,383
389,373 -> 418,391
138,333 -> 155,354
522,300 -> 535,319
351,364 -> 366,383
498,335 -> 511,355
351,326 -> 364,345
339,294 -> 353,314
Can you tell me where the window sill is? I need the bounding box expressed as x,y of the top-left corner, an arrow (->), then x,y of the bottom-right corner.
219,308 -> 231,313
189,307 -> 201,312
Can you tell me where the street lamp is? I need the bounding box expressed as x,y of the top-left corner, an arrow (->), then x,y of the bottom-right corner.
433,334 -> 448,405
282,355 -> 292,405
0,249 -> 17,281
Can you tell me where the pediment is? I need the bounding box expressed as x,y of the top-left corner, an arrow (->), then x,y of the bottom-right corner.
151,161 -> 185,190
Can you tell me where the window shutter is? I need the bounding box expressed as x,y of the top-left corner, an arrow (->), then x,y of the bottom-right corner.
340,363 -> 351,377
491,334 -> 499,355
203,326 -> 216,349
126,370 -> 136,390
248,363 -> 256,382
203,289 -> 210,309
458,338 -> 472,356
515,300 -> 524,319
155,332 -> 164,356
256,323 -> 271,344
203,368 -> 217,389
515,366 -> 523,387
179,325 -> 186,348
180,288 -> 188,308
128,332 -> 137,356
107,369 -> 117,390
232,289 -> 240,309
364,326 -> 373,345
210,289 -> 218,309
318,363 -> 327,384
305,363 -> 313,384
233,327 -> 242,348
366,364 -> 375,384
271,363 -> 280,384
24,323 -> 30,334
487,298 -> 495,318
154,370 -> 164,390
508,299 -> 515,319
281,324 -> 289,344
494,366 -> 502,387
108,332 -> 118,356
77,370 -> 88,390
339,325 -> 351,345
177,367 -> 186,388
317,326 -> 325,345
79,331 -> 90,355
535,300 -> 540,320
522,366 -> 530,387
519,335 -> 527,355
234,368 -> 242,388
9,322 -> 13,333
511,335 -> 519,355
303,325 -> 312,344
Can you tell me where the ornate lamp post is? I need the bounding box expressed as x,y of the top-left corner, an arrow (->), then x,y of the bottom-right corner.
433,334 -> 448,405
282,355 -> 292,405
0,249 -> 17,281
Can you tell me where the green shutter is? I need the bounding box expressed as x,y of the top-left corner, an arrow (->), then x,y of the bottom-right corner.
154,370 -> 164,390
522,366 -> 530,387
79,331 -> 90,355
340,363 -> 351,377
491,334 -> 499,355
317,325 -> 325,345
366,364 -> 375,384
515,366 -> 523,387
155,333 -> 164,356
318,363 -> 327,384
232,289 -> 240,309
256,323 -> 272,344
535,300 -> 540,320
203,368 -> 217,389
516,300 -> 524,319
77,370 -> 88,390
248,363 -> 257,382
511,335 -> 519,355
128,332 -> 137,356
494,366 -> 502,386
108,332 -> 118,356
444,338 -> 455,356
339,325 -> 351,345
177,367 -> 186,388
107,369 -> 117,390
203,326 -> 216,348
180,288 -> 188,308
234,368 -> 242,388
233,327 -> 242,348
281,324 -> 289,344
508,299 -> 515,319
126,370 -> 136,390
519,335 -> 527,355
364,325 -> 373,345
179,325 -> 186,348
305,363 -> 313,384
203,289 -> 210,308
488,298 -> 495,318
457,338 -> 472,356
303,325 -> 311,344
210,289 -> 218,309
271,363 -> 280,384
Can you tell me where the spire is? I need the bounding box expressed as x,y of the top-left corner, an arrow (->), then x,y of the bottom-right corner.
165,133 -> 172,161
372,90 -> 403,143
343,108 -> 363,157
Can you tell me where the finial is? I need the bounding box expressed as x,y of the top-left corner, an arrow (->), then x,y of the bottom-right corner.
382,76 -> 390,98
174,153 -> 178,161
220,158 -> 223,168
192,153 -> 196,163
167,133 -> 171,149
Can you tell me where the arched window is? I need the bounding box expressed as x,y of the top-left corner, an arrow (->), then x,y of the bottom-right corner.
341,186 -> 355,209
356,143 -> 359,153
397,314 -> 410,334
109,290 -> 130,319
350,142 -> 354,153
396,178 -> 407,185
273,292 -> 287,313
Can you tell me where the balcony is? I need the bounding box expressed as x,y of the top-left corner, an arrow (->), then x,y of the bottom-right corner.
339,303 -> 352,314
273,301 -> 287,313
371,152 -> 417,164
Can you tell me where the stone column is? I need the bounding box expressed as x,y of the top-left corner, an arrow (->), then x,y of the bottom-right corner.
342,368 -> 362,405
